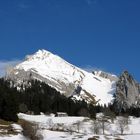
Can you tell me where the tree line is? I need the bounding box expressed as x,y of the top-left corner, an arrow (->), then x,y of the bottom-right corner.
0,78 -> 96,122
0,78 -> 140,122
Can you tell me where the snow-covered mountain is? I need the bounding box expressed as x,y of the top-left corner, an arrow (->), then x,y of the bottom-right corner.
7,49 -> 116,105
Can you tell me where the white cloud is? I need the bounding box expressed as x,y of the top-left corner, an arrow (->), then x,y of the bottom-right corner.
0,60 -> 21,77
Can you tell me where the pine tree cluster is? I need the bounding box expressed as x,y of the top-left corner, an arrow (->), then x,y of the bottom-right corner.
0,78 -> 96,121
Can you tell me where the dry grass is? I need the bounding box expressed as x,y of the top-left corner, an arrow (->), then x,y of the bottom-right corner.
0,119 -> 13,126
0,119 -> 23,136
0,124 -> 18,136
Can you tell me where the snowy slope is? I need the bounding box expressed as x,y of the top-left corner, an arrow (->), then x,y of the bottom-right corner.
18,113 -> 140,140
0,134 -> 25,140
1,113 -> 140,140
7,49 -> 116,105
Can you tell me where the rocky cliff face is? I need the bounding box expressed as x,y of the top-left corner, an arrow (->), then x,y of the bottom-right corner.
94,71 -> 118,82
115,71 -> 140,111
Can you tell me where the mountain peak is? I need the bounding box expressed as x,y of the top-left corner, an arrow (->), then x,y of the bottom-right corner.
36,49 -> 51,55
120,70 -> 134,83
25,49 -> 52,61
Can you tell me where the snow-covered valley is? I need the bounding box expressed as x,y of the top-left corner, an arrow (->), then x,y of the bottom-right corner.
1,113 -> 140,140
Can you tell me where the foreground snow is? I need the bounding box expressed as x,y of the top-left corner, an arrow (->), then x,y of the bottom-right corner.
17,113 -> 140,140
0,124 -> 25,140
0,134 -> 25,140
43,133 -> 140,140
18,113 -> 85,125
1,113 -> 140,140
11,124 -> 23,133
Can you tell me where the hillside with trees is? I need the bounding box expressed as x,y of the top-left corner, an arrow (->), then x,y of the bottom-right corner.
0,78 -> 96,122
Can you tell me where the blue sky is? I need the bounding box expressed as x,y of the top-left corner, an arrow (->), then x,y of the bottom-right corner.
0,0 -> 140,81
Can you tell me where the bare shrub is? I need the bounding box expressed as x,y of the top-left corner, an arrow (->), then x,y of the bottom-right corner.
91,120 -> 101,135
21,120 -> 43,140
47,118 -> 54,130
68,125 -> 74,135
74,121 -> 82,133
96,114 -> 111,135
116,116 -> 130,135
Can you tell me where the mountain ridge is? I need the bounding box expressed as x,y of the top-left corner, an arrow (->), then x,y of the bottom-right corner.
6,49 -> 116,105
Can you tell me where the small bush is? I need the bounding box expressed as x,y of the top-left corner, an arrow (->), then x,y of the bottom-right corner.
21,120 -> 43,140
88,136 -> 99,140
